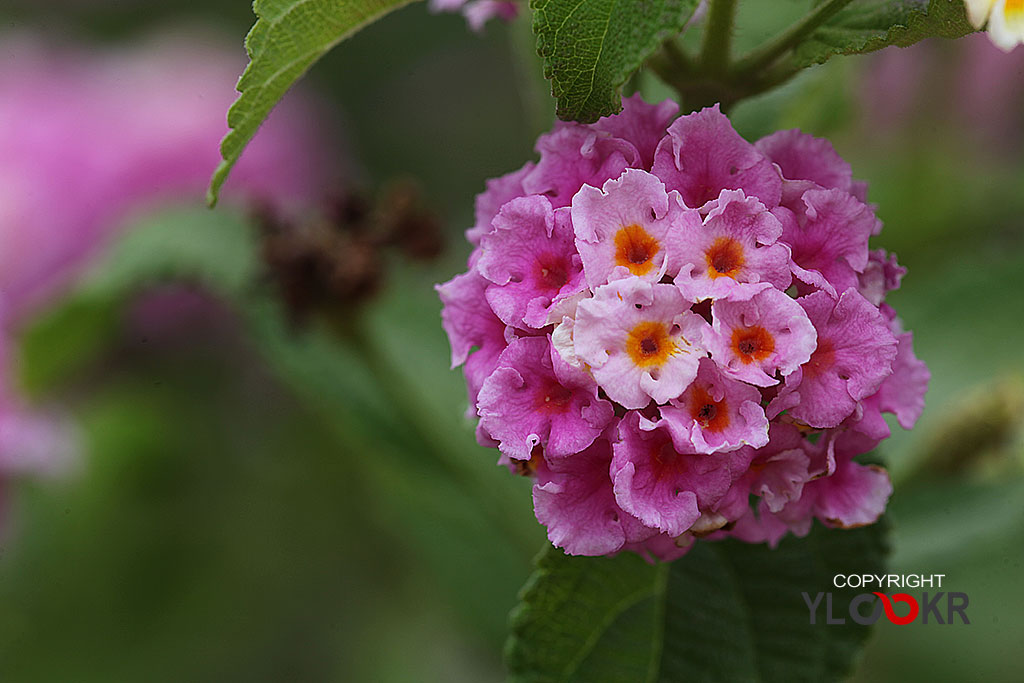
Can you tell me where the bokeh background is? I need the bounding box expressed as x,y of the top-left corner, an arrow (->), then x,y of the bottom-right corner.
0,1 -> 1022,681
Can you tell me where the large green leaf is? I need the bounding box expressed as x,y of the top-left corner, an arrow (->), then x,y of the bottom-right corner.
531,0 -> 700,123
208,0 -> 420,205
506,522 -> 889,683
792,0 -> 975,68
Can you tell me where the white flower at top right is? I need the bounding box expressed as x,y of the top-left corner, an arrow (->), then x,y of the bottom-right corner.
966,0 -> 1024,51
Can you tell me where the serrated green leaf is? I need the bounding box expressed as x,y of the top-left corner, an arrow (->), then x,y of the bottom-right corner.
793,0 -> 975,68
208,0 -> 420,205
531,0 -> 700,123
506,522 -> 889,683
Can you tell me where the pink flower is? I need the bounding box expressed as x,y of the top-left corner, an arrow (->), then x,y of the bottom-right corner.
756,129 -> 855,195
770,290 -> 898,429
0,32 -> 333,325
439,99 -> 926,557
573,278 -> 709,409
477,196 -> 586,329
477,336 -> 614,460
436,269 -> 510,413
778,189 -> 880,298
706,287 -> 817,387
716,424 -> 813,522
673,189 -> 792,301
522,125 -> 639,208
533,439 -> 653,556
571,169 -> 698,287
593,94 -> 680,170
655,357 -> 769,454
757,430 -> 893,539
805,433 -> 893,529
467,163 -> 535,245
611,413 -> 735,537
858,249 -> 906,306
848,330 -> 930,441
653,104 -> 782,211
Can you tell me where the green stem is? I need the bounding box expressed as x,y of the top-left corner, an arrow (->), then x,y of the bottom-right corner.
733,0 -> 856,76
662,38 -> 694,75
646,40 -> 693,107
700,0 -> 738,75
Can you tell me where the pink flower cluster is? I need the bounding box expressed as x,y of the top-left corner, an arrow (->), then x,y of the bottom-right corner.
438,96 -> 929,560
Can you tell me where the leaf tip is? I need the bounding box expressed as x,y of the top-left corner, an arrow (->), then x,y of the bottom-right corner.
207,159 -> 232,208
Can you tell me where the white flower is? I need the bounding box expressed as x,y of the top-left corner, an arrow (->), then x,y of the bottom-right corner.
965,0 -> 1024,52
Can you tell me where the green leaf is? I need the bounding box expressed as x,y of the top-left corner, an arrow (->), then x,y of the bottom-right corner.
506,522 -> 889,683
792,0 -> 976,68
82,207 -> 260,298
531,0 -> 700,123
208,0 -> 420,206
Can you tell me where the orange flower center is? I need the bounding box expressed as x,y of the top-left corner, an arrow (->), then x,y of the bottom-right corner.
626,321 -> 677,367
689,385 -> 730,433
1008,0 -> 1023,19
614,224 -> 660,276
731,325 -> 775,364
705,237 -> 745,279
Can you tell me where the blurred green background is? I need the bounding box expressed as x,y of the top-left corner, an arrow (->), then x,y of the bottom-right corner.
1,1 -> 1023,681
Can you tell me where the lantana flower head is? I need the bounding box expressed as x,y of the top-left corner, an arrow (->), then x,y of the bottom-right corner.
439,95 -> 929,560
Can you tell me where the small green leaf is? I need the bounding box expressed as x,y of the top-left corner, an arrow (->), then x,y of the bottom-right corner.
208,0 -> 420,205
506,522 -> 889,683
792,0 -> 975,68
531,0 -> 700,123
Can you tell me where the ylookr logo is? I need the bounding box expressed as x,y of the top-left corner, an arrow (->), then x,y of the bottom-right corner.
803,574 -> 970,626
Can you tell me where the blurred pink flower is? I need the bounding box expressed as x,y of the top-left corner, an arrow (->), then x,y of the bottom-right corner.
860,34 -> 1024,153
429,0 -> 519,31
0,30 -> 335,326
954,32 -> 1024,149
0,30 -> 338,521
